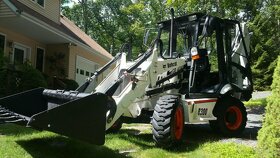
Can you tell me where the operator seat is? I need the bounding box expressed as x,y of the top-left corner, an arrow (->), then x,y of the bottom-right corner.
196,49 -> 220,94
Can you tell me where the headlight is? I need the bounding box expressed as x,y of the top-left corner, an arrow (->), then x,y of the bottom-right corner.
191,47 -> 200,60
191,47 -> 198,56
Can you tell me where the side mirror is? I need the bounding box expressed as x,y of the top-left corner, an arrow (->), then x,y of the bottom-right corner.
143,28 -> 157,47
143,29 -> 150,46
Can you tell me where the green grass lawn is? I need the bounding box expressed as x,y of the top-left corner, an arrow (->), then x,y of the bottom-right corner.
243,98 -> 267,107
0,123 -> 256,158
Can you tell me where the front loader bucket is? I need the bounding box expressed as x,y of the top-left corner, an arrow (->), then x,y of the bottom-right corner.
0,88 -> 108,145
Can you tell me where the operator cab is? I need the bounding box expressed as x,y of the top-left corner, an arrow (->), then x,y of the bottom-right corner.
157,13 -> 253,100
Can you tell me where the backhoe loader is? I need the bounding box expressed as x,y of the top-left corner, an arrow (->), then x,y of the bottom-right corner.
0,10 -> 252,147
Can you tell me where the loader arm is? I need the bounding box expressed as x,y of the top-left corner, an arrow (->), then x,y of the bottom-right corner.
92,41 -> 187,130
76,52 -> 122,93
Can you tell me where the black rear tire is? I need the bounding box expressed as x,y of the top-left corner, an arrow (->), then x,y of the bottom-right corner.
213,97 -> 247,137
152,95 -> 184,148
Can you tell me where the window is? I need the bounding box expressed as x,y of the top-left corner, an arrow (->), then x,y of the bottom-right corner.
80,69 -> 84,75
0,34 -> 5,53
176,27 -> 192,58
14,48 -> 24,64
226,24 -> 251,90
32,0 -> 44,7
76,68 -> 79,74
37,0 -> 44,7
36,48 -> 44,72
13,44 -> 30,65
200,32 -> 218,72
160,29 -> 170,58
86,71 -> 90,76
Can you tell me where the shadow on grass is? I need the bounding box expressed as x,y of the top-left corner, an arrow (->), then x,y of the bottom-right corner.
17,135 -> 129,158
0,123 -> 39,136
115,122 -> 260,153
1,124 -> 128,158
113,124 -> 221,152
1,121 -> 260,156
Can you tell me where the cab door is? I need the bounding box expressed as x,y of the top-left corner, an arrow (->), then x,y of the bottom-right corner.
224,22 -> 253,100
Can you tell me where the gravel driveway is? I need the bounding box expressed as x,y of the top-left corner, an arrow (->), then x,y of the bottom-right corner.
252,91 -> 271,99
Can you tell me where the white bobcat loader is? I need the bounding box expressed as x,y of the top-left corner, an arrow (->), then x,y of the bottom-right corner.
0,11 -> 252,148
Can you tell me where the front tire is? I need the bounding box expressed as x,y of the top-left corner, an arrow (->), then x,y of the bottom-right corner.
213,97 -> 247,137
152,95 -> 184,148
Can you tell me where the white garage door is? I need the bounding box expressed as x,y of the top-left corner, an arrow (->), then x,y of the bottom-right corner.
75,55 -> 99,86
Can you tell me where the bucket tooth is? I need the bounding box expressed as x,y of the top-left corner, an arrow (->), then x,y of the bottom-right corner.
0,109 -> 8,113
5,119 -> 26,123
0,116 -> 17,120
0,106 -> 29,124
0,113 -> 11,117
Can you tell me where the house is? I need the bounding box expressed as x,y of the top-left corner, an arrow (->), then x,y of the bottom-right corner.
0,0 -> 113,86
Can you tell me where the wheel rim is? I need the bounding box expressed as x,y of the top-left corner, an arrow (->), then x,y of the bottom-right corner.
174,106 -> 184,140
224,106 -> 242,130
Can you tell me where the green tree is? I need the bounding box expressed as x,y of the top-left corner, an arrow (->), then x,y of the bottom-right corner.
249,0 -> 280,90
62,0 -> 160,57
257,56 -> 280,157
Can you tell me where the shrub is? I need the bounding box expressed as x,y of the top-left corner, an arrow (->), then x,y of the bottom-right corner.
257,56 -> 280,158
61,78 -> 79,90
17,63 -> 47,91
0,62 -> 47,97
243,98 -> 267,107
50,76 -> 79,90
0,66 -> 19,97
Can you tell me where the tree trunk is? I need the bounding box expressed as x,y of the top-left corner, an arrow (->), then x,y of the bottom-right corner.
80,0 -> 88,34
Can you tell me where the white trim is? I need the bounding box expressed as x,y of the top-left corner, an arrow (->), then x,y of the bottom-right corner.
0,32 -> 7,54
3,0 -> 20,14
35,46 -> 45,72
12,42 -> 31,63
